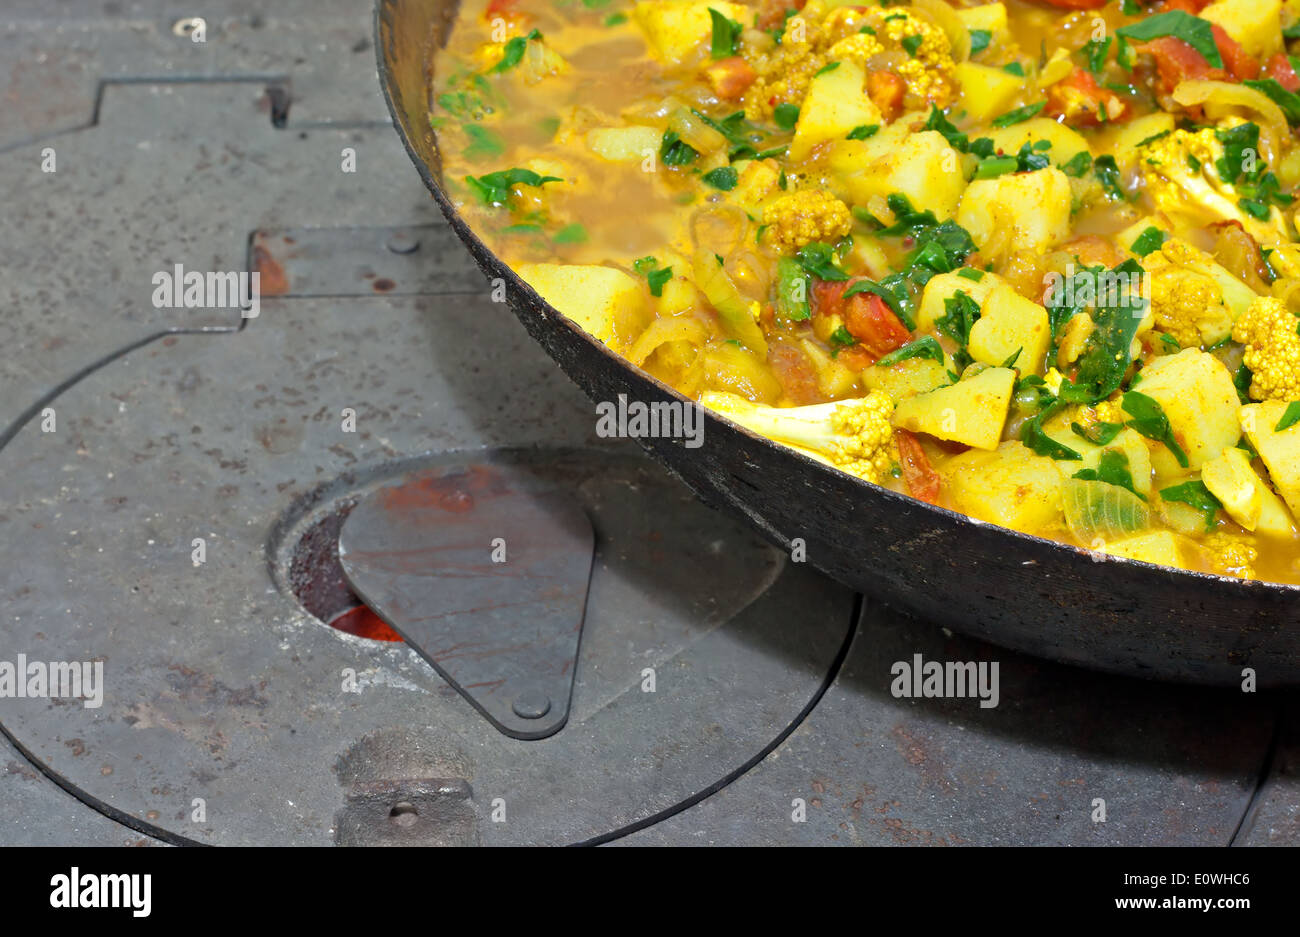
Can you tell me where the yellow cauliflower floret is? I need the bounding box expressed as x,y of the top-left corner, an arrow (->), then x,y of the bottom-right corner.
1148,265 -> 1227,349
1138,129 -> 1287,245
1203,531 -> 1258,579
763,188 -> 852,252
1231,295 -> 1300,401
827,391 -> 897,482
698,389 -> 898,484
741,2 -> 953,119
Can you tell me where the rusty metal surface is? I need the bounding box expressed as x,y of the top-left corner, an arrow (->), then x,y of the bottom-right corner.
340,464 -> 598,740
251,227 -> 487,297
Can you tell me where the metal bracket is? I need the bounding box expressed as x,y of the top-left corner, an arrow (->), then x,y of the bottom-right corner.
338,462 -> 595,740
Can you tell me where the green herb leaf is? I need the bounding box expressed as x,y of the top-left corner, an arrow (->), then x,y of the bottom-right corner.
773,102 -> 800,130
1074,449 -> 1146,500
902,34 -> 923,56
659,130 -> 699,166
1130,226 -> 1168,257
829,325 -> 857,347
553,223 -> 588,244
702,166 -> 739,190
1160,480 -> 1221,531
1083,36 -> 1112,75
1061,151 -> 1093,178
1275,401 -> 1300,432
969,29 -> 991,55
1116,12 -> 1223,70
875,336 -> 945,368
923,106 -> 969,151
991,101 -> 1046,128
464,167 -> 562,206
646,266 -> 673,296
491,29 -> 542,74
847,124 -> 879,140
1021,399 -> 1082,460
1243,79 -> 1300,124
815,61 -> 840,76
708,7 -> 744,58
1072,420 -> 1124,445
1092,154 -> 1126,200
795,242 -> 849,281
1123,390 -> 1189,467
463,124 -> 506,160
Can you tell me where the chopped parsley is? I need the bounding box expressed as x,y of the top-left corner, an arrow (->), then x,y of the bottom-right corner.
659,130 -> 699,166
702,166 -> 739,190
875,336 -> 946,368
847,124 -> 880,140
1074,449 -> 1146,500
773,102 -> 800,130
1160,480 -> 1221,531
708,8 -> 744,58
969,29 -> 991,56
464,167 -> 562,206
1130,226 -> 1168,257
991,101 -> 1046,128
491,29 -> 542,74
1275,401 -> 1300,432
1122,391 -> 1189,467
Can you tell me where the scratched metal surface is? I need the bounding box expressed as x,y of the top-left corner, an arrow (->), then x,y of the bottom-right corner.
0,0 -> 1294,846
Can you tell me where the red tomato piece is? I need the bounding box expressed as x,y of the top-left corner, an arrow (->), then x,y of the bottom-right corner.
1136,36 -> 1226,93
1265,53 -> 1300,91
1211,24 -> 1260,80
866,70 -> 906,121
1046,68 -> 1129,126
844,289 -> 911,360
705,57 -> 758,101
894,429 -> 943,505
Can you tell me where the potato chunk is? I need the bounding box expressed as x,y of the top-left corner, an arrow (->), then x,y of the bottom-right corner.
1099,530 -> 1186,567
945,441 -> 1064,533
632,1 -> 749,65
1201,447 -> 1263,530
831,130 -> 965,220
1200,0 -> 1283,59
968,284 -> 1052,375
915,270 -> 1007,333
1240,400 -> 1300,518
516,263 -> 647,348
953,63 -> 1023,123
985,117 -> 1091,170
1131,349 -> 1241,475
587,125 -> 662,162
790,60 -> 882,162
956,168 -> 1072,254
891,367 -> 1016,450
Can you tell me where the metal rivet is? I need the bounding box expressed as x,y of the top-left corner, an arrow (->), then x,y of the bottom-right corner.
385,231 -> 420,254
512,691 -> 551,720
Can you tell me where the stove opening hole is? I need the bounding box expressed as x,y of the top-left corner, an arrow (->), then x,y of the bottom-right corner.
288,505 -> 403,643
389,802 -> 419,827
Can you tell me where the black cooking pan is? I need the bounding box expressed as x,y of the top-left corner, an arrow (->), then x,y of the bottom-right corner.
374,0 -> 1299,686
